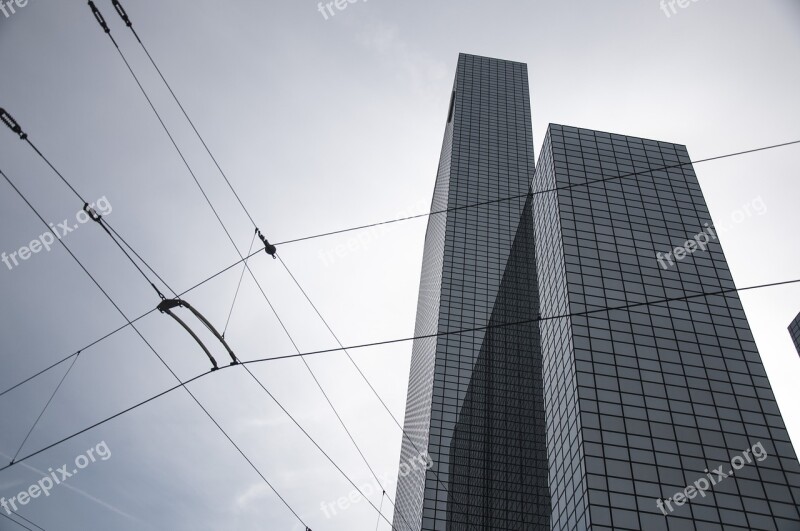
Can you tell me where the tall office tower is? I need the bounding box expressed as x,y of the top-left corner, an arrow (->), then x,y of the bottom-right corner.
395,53 -> 800,530
789,312 -> 800,355
532,124 -> 800,530
392,53 -> 549,530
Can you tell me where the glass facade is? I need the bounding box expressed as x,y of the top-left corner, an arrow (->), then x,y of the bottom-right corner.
395,55 -> 800,530
789,313 -> 800,356
533,124 -> 800,530
392,53 -> 546,530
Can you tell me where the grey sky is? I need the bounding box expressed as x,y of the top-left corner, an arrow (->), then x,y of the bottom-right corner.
1,0 -> 799,529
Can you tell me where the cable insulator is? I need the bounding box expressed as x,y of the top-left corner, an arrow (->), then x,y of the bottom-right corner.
87,1 -> 111,34
83,203 -> 103,223
256,228 -> 277,259
111,0 -> 133,27
0,108 -> 27,140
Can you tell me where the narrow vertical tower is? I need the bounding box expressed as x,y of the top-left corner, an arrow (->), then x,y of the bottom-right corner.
393,53 -> 549,530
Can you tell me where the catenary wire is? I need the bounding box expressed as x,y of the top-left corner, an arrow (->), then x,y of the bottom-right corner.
21,136 -> 176,299
72,8 -> 407,526
0,167 -> 310,528
2,275 -> 795,476
10,353 -> 80,464
227,250 -> 408,528
241,278 -> 800,365
376,491 -> 386,531
112,0 -> 258,229
275,139 -> 800,246
88,4 -> 251,261
222,232 -> 257,337
0,514 -> 32,531
5,7 -> 790,526
3,33 -> 797,519
278,254 -> 459,522
2,139 -> 798,412
0,511 -> 40,531
79,16 -> 800,522
99,6 -> 411,527
8,513 -> 43,531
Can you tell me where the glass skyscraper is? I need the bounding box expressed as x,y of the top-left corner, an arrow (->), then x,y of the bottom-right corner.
533,124 -> 800,530
394,54 -> 800,530
393,53 -> 548,531
789,313 -> 800,356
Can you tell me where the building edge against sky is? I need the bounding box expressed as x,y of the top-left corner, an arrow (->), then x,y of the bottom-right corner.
789,312 -> 800,356
533,123 -> 800,529
394,53 -> 800,530
392,53 -> 543,530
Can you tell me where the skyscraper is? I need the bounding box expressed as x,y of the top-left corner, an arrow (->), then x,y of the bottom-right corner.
789,312 -> 800,356
394,54 -> 800,530
533,124 -> 800,530
392,53 -> 548,530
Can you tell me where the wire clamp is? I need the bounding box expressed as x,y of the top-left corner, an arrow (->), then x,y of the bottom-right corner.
256,228 -> 277,259
111,0 -> 133,27
88,1 -> 111,34
83,203 -> 103,223
0,108 -> 27,140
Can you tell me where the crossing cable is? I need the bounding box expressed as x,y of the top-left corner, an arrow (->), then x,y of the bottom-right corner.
85,1 -> 252,267
278,254 -> 458,523
0,107 -> 175,300
13,12 -> 795,519
274,138 -> 800,246
10,513 -> 43,531
98,4 -> 410,527
222,233 -> 256,338
0,511 -> 40,531
0,168 -> 310,529
10,354 -> 80,464
109,0 -> 258,229
0,107 -> 239,371
3,276 -> 796,476
243,280 -> 410,530
2,138 -> 798,408
84,0 -> 269,367
17,7 -> 400,521
236,350 -> 402,531
375,491 -> 386,531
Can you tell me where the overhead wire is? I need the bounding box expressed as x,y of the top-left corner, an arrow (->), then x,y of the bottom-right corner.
0,167 -> 310,528
3,4 -> 404,527
274,139 -> 800,247
2,274 -> 795,475
376,491 -> 386,531
3,6 -> 792,528
109,0 -> 259,229
95,9 -> 800,527
222,232 -> 257,338
0,105 -> 176,299
0,511 -> 40,531
10,353 -> 80,464
278,254 -> 460,522
5,22 -> 800,522
2,137 -> 798,437
100,3 -> 412,527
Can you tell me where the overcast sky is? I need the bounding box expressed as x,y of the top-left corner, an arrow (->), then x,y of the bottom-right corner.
1,1 -> 799,529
